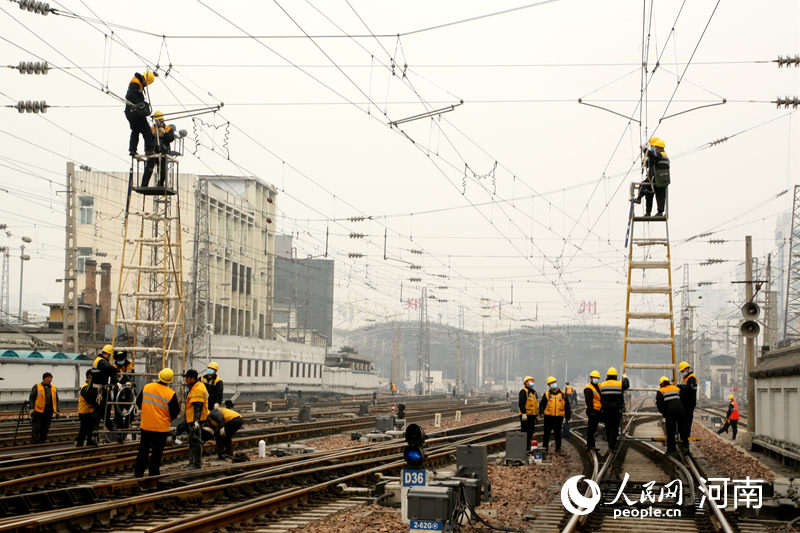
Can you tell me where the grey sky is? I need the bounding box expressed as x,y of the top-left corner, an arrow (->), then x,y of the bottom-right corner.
1,0 -> 798,334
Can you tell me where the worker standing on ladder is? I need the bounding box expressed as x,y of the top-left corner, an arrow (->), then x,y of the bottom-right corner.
202,362 -> 224,410
656,376 -> 684,455
599,367 -> 629,451
634,137 -> 671,217
184,369 -> 209,470
677,361 -> 698,453
90,345 -> 121,432
518,376 -> 538,450
141,110 -> 176,188
583,371 -> 602,451
124,71 -> 157,157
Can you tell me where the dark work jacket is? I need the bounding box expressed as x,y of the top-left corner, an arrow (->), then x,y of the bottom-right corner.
518,387 -> 538,416
29,383 -> 57,415
584,383 -> 602,416
678,372 -> 698,411
125,73 -> 146,110
203,374 -> 224,408
645,147 -> 670,186
656,384 -> 684,416
91,356 -> 120,386
599,376 -> 630,411
152,124 -> 176,152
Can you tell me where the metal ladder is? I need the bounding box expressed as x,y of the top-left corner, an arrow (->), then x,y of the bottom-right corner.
623,183 -> 676,390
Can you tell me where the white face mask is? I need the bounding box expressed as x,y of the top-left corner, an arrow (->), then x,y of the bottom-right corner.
591,378 -> 599,385
526,381 -> 534,388
549,383 -> 558,390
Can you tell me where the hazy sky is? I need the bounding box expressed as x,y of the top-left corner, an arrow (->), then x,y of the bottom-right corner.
1,0 -> 798,334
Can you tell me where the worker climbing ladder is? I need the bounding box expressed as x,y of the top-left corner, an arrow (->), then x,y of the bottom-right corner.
622,182 -> 676,391
103,148 -> 187,441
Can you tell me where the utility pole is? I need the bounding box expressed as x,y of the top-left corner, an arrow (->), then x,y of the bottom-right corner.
745,235 -> 756,446
62,162 -> 79,352
190,178 -> 211,367
456,305 -> 463,395
391,324 -> 402,391
0,246 -> 8,318
478,325 -> 484,391
784,185 -> 800,342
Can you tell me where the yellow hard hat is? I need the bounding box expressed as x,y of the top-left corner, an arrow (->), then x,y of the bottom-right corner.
648,137 -> 665,148
102,344 -> 114,356
659,376 -> 670,385
143,71 -> 155,85
158,368 -> 174,384
589,370 -> 600,379
606,367 -> 618,376
546,376 -> 557,384
153,110 -> 164,121
678,361 -> 690,371
728,394 -> 734,400
207,361 -> 219,372
523,376 -> 534,384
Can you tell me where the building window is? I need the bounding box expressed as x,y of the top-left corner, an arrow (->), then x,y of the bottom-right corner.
247,359 -> 251,377
232,261 -> 238,292
238,359 -> 243,377
290,362 -> 294,378
261,360 -> 266,377
240,264 -> 246,294
77,247 -> 92,273
302,364 -> 306,378
78,197 -> 94,225
246,266 -> 252,295
269,361 -> 273,377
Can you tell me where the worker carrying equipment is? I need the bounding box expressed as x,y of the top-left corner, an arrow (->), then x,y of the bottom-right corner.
656,376 -> 684,453
677,361 -> 697,453
125,71 -> 157,157
134,368 -> 180,478
539,379 -> 571,453
141,109 -> 176,188
717,394 -> 739,440
583,370 -> 602,450
599,367 -> 629,450
518,376 -> 538,450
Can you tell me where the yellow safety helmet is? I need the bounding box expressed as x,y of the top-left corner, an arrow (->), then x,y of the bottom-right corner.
659,376 -> 670,385
207,361 -> 219,372
153,110 -> 165,121
143,71 -> 155,86
589,370 -> 601,379
648,137 -> 666,148
546,376 -> 557,385
678,361 -> 691,372
102,344 -> 114,356
606,367 -> 618,376
158,368 -> 174,384
523,375 -> 534,385
728,394 -> 735,400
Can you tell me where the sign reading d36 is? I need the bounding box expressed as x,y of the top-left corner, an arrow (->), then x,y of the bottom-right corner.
402,469 -> 426,486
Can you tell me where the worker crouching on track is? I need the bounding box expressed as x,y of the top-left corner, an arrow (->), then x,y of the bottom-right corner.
677,361 -> 697,453
583,370 -> 602,451
203,361 -> 224,410
205,403 -> 244,460
539,377 -> 570,454
29,372 -> 59,444
518,376 -> 538,449
655,376 -> 684,455
134,368 -> 179,478
77,369 -> 96,447
717,394 -> 739,440
184,369 -> 210,470
599,367 -> 629,451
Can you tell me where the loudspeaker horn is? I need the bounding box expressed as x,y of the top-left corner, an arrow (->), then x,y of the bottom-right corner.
741,301 -> 760,319
740,320 -> 760,338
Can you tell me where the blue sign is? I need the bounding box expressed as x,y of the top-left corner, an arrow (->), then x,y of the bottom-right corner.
402,469 -> 427,487
532,451 -> 543,461
410,520 -> 443,531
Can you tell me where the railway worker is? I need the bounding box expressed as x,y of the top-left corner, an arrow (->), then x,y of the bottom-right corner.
538,377 -> 571,454
124,71 -> 156,157
598,367 -> 629,451
677,361 -> 698,453
141,110 -> 176,188
391,382 -> 397,396
91,344 -> 121,431
583,370 -> 603,450
113,350 -> 134,378
655,376 -> 684,454
564,382 -> 576,407
28,372 -> 59,443
717,394 -> 739,440
134,368 -> 180,478
184,369 -> 210,470
634,137 -> 670,217
518,376 -> 538,449
77,369 -> 96,447
205,406 -> 244,460
202,362 -> 224,410
112,350 -> 136,437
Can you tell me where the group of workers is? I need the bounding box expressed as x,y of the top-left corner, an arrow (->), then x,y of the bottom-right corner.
519,361 -> 700,456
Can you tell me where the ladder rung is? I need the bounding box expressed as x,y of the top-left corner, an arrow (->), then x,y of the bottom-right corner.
123,266 -> 168,272
630,261 -> 670,269
632,238 -> 669,246
128,211 -> 178,220
120,293 -> 180,300
112,346 -> 184,353
628,312 -> 672,319
624,363 -> 675,369
626,337 -> 673,345
632,216 -> 667,222
629,286 -> 670,294
129,239 -> 180,246
116,319 -> 182,326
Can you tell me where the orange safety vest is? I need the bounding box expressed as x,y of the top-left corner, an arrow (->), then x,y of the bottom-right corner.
682,372 -> 696,384
207,408 -> 242,428
78,381 -> 94,414
585,383 -> 601,411
729,400 -> 739,420
543,390 -> 566,417
33,383 -> 57,413
141,382 -> 176,432
115,361 -> 134,373
186,380 -> 209,423
520,388 -> 538,416
565,385 -> 574,395
658,384 -> 682,408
